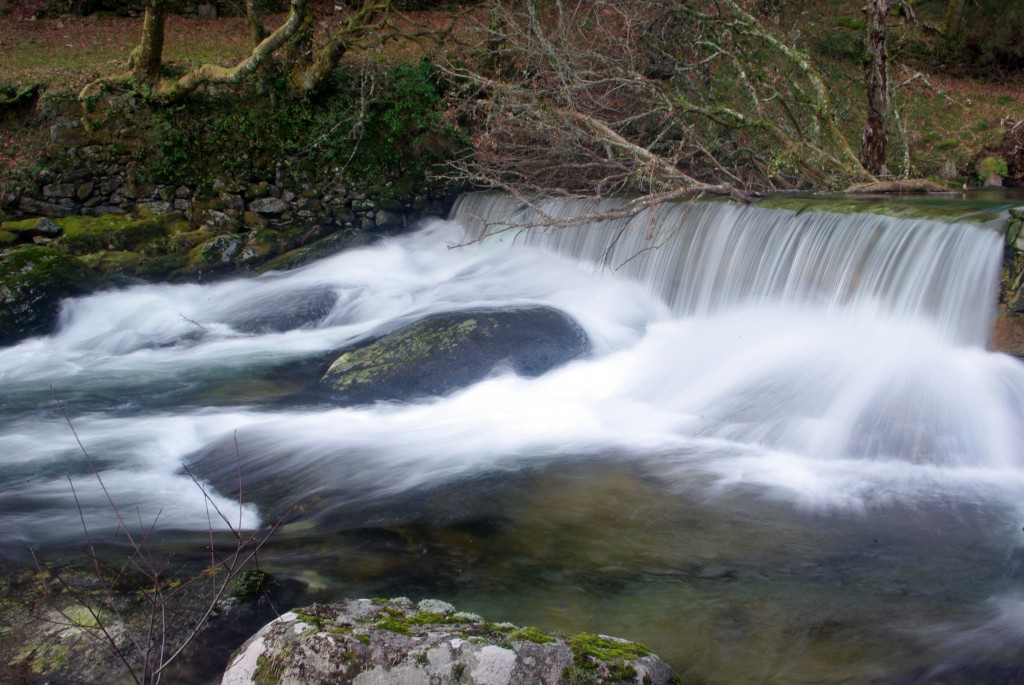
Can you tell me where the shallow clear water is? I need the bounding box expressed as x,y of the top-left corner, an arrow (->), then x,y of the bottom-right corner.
3,202 -> 1024,683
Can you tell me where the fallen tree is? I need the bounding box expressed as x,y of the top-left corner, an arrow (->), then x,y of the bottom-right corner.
442,0 -> 876,227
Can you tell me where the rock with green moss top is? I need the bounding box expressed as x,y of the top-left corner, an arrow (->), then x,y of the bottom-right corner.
0,216 -> 62,244
319,306 -> 591,405
189,234 -> 244,271
54,214 -> 171,255
222,598 -> 674,685
0,246 -> 99,346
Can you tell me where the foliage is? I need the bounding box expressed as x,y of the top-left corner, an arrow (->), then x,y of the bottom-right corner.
0,246 -> 99,345
976,155 -> 1008,183
147,59 -> 465,190
960,0 -> 1024,75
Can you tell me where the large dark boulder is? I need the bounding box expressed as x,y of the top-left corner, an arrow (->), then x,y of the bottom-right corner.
221,598 -> 676,685
319,306 -> 591,404
0,246 -> 99,346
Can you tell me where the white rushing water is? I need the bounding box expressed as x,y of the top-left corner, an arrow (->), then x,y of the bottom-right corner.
1,196 -> 1023,549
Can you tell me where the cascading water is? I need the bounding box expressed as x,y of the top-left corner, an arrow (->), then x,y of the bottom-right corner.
2,193 -> 1024,684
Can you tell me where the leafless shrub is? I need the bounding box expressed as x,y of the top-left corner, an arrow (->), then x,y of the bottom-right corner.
31,392 -> 280,685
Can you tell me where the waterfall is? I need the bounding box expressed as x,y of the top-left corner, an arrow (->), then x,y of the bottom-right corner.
452,193 -> 1004,348
3,193 -> 1024,684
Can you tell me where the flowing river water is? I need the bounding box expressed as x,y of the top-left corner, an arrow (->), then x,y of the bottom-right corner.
3,193 -> 1024,683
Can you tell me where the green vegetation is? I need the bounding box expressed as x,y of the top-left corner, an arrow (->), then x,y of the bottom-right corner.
0,246 -> 99,344
564,632 -> 652,685
144,58 -> 464,194
228,569 -> 280,601
375,608 -> 474,635
509,626 -> 557,644
568,632 -> 651,664
977,156 -> 1009,183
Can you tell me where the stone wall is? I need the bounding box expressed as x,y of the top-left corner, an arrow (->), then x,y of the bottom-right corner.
1,91 -> 460,265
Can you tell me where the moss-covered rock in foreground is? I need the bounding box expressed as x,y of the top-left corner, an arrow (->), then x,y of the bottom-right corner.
0,246 -> 99,345
222,597 -> 675,685
319,306 -> 591,405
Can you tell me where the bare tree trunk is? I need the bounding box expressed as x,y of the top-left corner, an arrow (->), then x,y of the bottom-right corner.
128,0 -> 166,80
246,0 -> 269,47
290,0 -> 391,93
861,0 -> 889,176
944,0 -> 968,39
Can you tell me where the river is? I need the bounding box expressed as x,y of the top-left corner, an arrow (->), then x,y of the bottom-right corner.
2,192 -> 1024,683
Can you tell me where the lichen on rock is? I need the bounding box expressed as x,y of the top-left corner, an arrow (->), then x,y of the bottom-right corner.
221,598 -> 675,685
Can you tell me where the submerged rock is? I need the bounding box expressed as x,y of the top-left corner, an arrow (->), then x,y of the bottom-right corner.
222,598 -> 675,685
319,306 -> 590,404
226,286 -> 338,333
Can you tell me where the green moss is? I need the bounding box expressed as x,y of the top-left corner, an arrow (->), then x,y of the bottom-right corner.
165,229 -> 212,253
407,611 -> 473,626
568,632 -> 650,666
55,214 -> 169,255
79,250 -> 143,273
228,569 -> 279,601
375,617 -> 412,635
509,626 -> 557,644
977,156 -> 1009,182
0,246 -> 99,344
0,230 -> 17,246
61,605 -> 103,630
253,650 -> 287,685
324,318 -> 478,393
606,661 -> 638,681
16,641 -> 70,675
0,218 -> 41,234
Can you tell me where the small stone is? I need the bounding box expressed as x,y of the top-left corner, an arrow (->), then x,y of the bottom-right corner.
221,193 -> 245,211
135,200 -> 173,215
249,197 -> 289,216
938,159 -> 958,180
75,181 -> 95,202
35,217 -> 62,236
42,183 -> 75,199
200,209 -> 236,232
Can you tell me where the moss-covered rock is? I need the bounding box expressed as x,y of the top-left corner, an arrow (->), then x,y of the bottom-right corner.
319,306 -> 591,405
188,234 -> 244,272
55,214 -> 171,255
222,598 -> 675,685
0,246 -> 99,346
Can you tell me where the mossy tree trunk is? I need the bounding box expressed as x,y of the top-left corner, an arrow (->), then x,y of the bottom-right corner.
860,0 -> 889,176
127,0 -> 167,82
